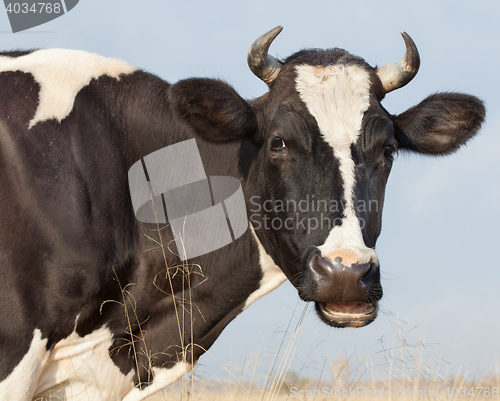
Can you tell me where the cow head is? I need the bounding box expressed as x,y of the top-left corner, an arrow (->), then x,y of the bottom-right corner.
169,27 -> 484,328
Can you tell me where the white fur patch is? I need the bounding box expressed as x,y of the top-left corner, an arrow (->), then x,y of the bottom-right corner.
0,49 -> 137,128
33,326 -> 135,401
243,225 -> 287,310
123,362 -> 192,401
17,325 -> 191,401
0,329 -> 49,401
295,64 -> 377,264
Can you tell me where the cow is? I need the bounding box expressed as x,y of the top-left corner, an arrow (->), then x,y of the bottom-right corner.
0,26 -> 484,400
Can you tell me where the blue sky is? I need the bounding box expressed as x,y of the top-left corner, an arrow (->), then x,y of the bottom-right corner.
1,0 -> 499,385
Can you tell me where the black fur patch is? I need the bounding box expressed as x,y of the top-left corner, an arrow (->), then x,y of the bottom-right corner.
394,92 -> 485,155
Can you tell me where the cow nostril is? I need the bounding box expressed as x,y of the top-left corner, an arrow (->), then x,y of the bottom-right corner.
359,263 -> 377,287
351,262 -> 371,285
314,255 -> 336,276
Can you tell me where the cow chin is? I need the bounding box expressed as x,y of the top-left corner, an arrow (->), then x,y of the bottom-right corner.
315,301 -> 378,328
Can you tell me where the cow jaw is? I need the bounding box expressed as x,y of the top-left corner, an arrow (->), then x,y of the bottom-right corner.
316,301 -> 377,328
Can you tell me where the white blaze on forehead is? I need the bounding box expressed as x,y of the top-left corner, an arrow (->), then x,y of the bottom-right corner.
295,64 -> 371,147
0,49 -> 137,128
295,64 -> 377,264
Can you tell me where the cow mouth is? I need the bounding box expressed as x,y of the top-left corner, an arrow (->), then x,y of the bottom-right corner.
316,301 -> 378,328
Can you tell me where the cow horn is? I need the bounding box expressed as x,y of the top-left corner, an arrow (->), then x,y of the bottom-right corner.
247,26 -> 284,84
376,32 -> 420,94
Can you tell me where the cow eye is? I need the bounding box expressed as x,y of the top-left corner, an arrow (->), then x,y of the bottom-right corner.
270,136 -> 285,150
384,144 -> 397,158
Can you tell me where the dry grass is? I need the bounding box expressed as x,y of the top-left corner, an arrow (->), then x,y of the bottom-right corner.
26,181 -> 496,401
146,370 -> 500,401
32,195 -> 499,401
141,309 -> 500,401
132,197 -> 500,401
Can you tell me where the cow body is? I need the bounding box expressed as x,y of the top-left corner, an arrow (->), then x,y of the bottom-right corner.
0,27 -> 484,400
0,49 -> 278,400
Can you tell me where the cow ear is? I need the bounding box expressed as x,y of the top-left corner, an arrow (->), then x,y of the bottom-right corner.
169,78 -> 258,142
394,93 -> 485,155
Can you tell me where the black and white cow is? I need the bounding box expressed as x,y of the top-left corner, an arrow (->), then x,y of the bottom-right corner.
0,27 -> 484,400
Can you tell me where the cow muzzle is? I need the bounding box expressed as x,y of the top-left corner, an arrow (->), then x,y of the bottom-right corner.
307,253 -> 382,328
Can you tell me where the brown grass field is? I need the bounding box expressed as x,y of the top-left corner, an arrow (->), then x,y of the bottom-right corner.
142,318 -> 500,401
141,222 -> 500,401
116,215 -> 500,401
145,376 -> 500,401
32,220 -> 500,401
